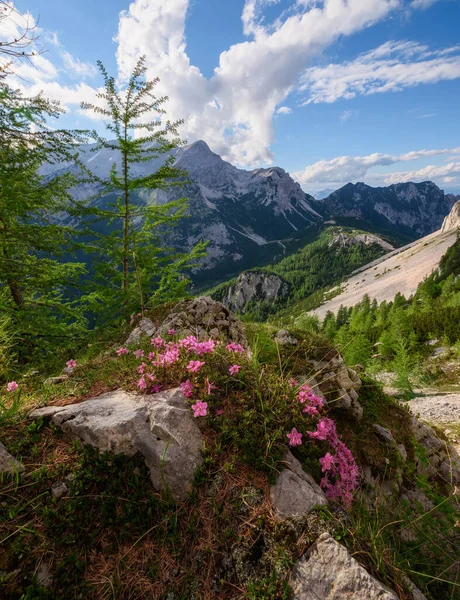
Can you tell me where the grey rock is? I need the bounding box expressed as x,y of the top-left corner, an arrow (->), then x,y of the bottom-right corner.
290,532 -> 398,599
51,482 -> 68,499
126,317 -> 156,346
36,560 -> 53,588
30,389 -> 204,501
270,451 -> 327,519
373,425 -> 397,447
274,329 -> 298,346
222,271 -> 290,315
0,441 -> 24,474
336,367 -> 355,390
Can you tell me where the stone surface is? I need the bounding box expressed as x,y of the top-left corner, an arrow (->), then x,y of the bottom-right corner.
126,317 -> 156,346
289,532 -> 398,599
274,329 -> 298,346
44,375 -> 69,386
222,271 -> 290,314
157,296 -> 248,347
30,388 -> 204,501
0,441 -> 24,474
51,482 -> 69,500
270,451 -> 327,519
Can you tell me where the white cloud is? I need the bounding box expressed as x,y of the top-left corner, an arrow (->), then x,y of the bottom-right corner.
276,106 -> 292,114
61,52 -> 98,79
339,109 -> 353,122
383,162 -> 460,186
293,147 -> 460,189
300,40 -> 460,104
411,0 -> 440,9
113,0 -> 401,165
4,0 -> 450,168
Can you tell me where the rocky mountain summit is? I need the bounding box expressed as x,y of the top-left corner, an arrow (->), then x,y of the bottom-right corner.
43,141 -> 459,286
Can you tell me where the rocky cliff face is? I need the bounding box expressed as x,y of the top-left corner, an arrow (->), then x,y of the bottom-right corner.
322,181 -> 458,237
441,200 -> 460,232
329,232 -> 394,251
220,271 -> 290,314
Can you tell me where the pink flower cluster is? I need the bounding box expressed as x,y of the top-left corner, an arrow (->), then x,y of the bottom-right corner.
6,381 -> 18,392
226,342 -> 244,354
179,336 -> 216,355
66,359 -> 77,369
297,383 -> 324,416
116,348 -> 129,356
308,417 -> 360,508
187,360 -> 205,373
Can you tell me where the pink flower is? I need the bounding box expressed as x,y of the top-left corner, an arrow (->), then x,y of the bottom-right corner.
308,418 -> 336,442
6,381 -> 18,392
287,427 -> 303,447
229,364 -> 241,376
187,360 -> 205,373
192,400 -> 208,417
137,363 -> 146,374
116,348 -> 129,356
168,328 -> 176,335
320,452 -> 335,472
226,342 -> 244,354
180,379 -> 194,398
66,359 -> 77,369
288,378 -> 298,388
138,377 -> 147,390
134,349 -> 144,359
150,336 -> 163,349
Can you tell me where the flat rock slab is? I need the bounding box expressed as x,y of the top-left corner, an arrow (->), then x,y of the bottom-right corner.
290,532 -> 398,600
30,388 -> 204,501
270,450 -> 327,519
0,441 -> 24,474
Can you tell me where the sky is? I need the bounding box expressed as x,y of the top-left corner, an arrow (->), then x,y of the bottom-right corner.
3,0 -> 460,196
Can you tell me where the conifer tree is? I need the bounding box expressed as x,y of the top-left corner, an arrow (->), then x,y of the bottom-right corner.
0,71 -> 89,364
80,56 -> 206,319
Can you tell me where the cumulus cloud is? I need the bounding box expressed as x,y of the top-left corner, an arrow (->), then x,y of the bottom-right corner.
300,40 -> 460,104
113,0 -> 402,165
383,162 -> 460,186
61,52 -> 98,79
3,0 -> 450,167
293,147 -> 460,188
276,106 -> 292,114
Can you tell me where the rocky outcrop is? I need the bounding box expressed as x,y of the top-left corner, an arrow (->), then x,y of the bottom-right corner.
330,232 -> 394,252
0,441 -> 24,474
158,296 -> 248,346
126,297 -> 248,347
441,200 -> 460,232
29,388 -> 204,501
270,451 -> 327,519
410,417 -> 460,486
303,353 -> 364,421
221,271 -> 290,314
289,532 -> 398,599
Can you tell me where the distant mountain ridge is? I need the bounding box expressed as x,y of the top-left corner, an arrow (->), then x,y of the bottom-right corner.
43,140 -> 459,285
321,181 -> 458,237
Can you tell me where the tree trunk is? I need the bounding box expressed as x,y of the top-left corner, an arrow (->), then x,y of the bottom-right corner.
122,144 -> 129,297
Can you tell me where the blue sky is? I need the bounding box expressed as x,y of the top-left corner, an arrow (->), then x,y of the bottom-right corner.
5,0 -> 460,195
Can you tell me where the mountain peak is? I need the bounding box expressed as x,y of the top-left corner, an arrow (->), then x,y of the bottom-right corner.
183,140 -> 213,155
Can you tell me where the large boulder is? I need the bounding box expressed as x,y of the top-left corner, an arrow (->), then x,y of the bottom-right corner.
0,441 -> 24,474
270,450 -> 327,519
289,532 -> 398,599
29,388 -> 204,501
221,271 -> 290,314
